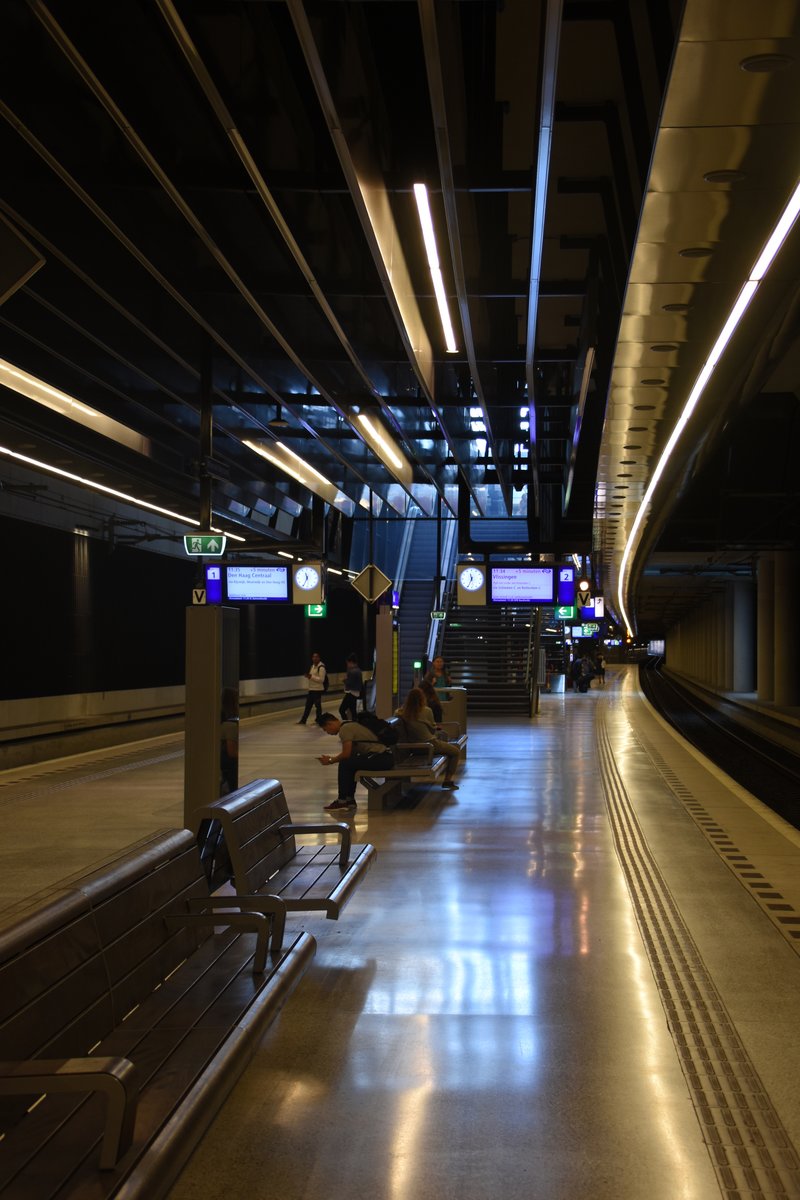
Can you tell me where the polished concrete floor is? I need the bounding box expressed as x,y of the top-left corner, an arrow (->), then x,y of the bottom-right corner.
2,667 -> 799,1199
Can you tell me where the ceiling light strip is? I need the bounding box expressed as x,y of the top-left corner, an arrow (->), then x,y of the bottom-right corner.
355,413 -> 405,472
0,358 -> 150,455
618,179 -> 800,636
525,0 -> 563,384
0,443 -> 245,539
413,184 -> 457,353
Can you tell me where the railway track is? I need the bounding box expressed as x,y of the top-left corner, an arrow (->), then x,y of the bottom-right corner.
639,659 -> 800,831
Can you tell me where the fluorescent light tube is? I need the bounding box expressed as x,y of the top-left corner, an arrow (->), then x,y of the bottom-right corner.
0,358 -> 150,456
356,412 -> 405,471
413,183 -> 458,353
0,442 -> 244,539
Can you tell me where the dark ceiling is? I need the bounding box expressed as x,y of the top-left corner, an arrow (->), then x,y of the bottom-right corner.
1,0 -> 798,642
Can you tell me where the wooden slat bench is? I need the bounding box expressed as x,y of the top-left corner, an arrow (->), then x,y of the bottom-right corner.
0,828 -> 314,1200
194,778 -> 377,944
355,717 -> 468,811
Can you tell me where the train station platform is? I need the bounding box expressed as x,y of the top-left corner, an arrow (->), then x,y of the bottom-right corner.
1,665 -> 799,1199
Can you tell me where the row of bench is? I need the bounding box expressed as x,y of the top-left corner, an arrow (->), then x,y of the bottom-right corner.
354,716 -> 468,809
0,779 -> 374,1200
0,715 -> 468,1196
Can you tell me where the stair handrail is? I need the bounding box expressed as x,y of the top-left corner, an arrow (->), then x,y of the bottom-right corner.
393,504 -> 421,596
428,518 -> 458,663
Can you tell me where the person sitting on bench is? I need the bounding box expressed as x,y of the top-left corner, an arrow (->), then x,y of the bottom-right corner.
316,712 -> 394,812
397,687 -> 460,791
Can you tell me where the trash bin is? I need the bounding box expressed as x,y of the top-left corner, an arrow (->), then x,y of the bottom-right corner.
549,673 -> 565,693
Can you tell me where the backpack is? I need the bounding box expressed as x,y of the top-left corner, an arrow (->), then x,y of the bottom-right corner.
322,670 -> 329,692
355,711 -> 399,745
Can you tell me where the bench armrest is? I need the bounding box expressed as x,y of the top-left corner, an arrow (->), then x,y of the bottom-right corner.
163,910 -> 273,974
0,1056 -> 138,1170
182,894 -> 289,954
281,822 -> 351,868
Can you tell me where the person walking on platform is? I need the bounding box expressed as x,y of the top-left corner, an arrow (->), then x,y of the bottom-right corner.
397,686 -> 460,791
339,653 -> 363,722
316,712 -> 394,811
425,655 -> 452,700
298,651 -> 327,724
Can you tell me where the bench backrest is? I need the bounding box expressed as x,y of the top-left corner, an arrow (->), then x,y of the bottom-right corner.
195,779 -> 296,895
0,829 -> 211,1129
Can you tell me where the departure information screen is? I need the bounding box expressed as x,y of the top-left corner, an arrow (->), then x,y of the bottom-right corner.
212,565 -> 290,602
489,566 -> 553,603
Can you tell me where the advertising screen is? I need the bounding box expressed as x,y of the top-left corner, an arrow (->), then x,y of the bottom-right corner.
489,566 -> 554,603
225,565 -> 289,602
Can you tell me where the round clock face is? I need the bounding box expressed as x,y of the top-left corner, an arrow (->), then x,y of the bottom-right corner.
459,567 -> 484,592
295,566 -> 320,590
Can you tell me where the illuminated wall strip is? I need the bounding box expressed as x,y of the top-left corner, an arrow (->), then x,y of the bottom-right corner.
412,183 -> 458,353
618,179 -> 800,636
0,443 -> 245,539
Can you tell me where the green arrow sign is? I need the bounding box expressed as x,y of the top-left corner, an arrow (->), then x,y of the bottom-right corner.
183,534 -> 226,556
556,605 -> 576,619
305,603 -> 327,618
431,609 -> 446,620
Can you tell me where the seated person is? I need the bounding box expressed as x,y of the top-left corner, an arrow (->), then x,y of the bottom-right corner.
396,687 -> 460,791
419,677 -> 443,724
316,712 -> 394,812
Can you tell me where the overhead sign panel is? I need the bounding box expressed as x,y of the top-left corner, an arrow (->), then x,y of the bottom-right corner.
351,564 -> 392,603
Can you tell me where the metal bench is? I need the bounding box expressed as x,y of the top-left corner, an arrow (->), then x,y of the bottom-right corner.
194,778 -> 377,944
0,828 -> 314,1199
355,717 -> 468,810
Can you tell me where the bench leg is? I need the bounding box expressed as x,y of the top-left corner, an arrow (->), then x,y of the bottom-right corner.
365,780 -> 404,811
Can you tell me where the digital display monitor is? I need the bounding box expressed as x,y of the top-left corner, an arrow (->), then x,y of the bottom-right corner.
557,566 -> 576,607
204,564 -> 223,604
225,565 -> 289,602
489,566 -> 554,604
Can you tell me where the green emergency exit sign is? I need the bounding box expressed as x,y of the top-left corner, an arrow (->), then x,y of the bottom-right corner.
183,534 -> 226,556
305,603 -> 327,618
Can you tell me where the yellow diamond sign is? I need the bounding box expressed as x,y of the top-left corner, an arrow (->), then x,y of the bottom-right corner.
351,563 -> 392,603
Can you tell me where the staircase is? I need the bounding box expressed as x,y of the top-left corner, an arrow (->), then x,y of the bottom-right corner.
442,603 -> 534,714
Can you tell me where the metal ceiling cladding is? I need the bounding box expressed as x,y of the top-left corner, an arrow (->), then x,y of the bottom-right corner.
0,0 -> 797,640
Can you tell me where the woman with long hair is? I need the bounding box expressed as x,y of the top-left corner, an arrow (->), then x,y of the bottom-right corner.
419,677 -> 443,724
397,687 -> 460,790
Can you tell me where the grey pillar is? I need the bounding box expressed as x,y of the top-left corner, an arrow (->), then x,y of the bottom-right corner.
757,554 -> 774,701
184,605 -> 240,828
731,580 -> 755,693
773,551 -> 799,706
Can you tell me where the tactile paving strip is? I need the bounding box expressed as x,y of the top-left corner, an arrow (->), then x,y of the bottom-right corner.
631,736 -> 800,957
598,718 -> 800,1200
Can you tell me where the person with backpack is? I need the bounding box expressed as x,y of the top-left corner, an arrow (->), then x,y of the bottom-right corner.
316,711 -> 395,811
297,651 -> 327,724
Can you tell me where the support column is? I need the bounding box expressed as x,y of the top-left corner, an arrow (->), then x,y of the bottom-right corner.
773,551 -> 799,706
757,554 -> 774,701
731,580 -> 755,693
184,605 -> 240,828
